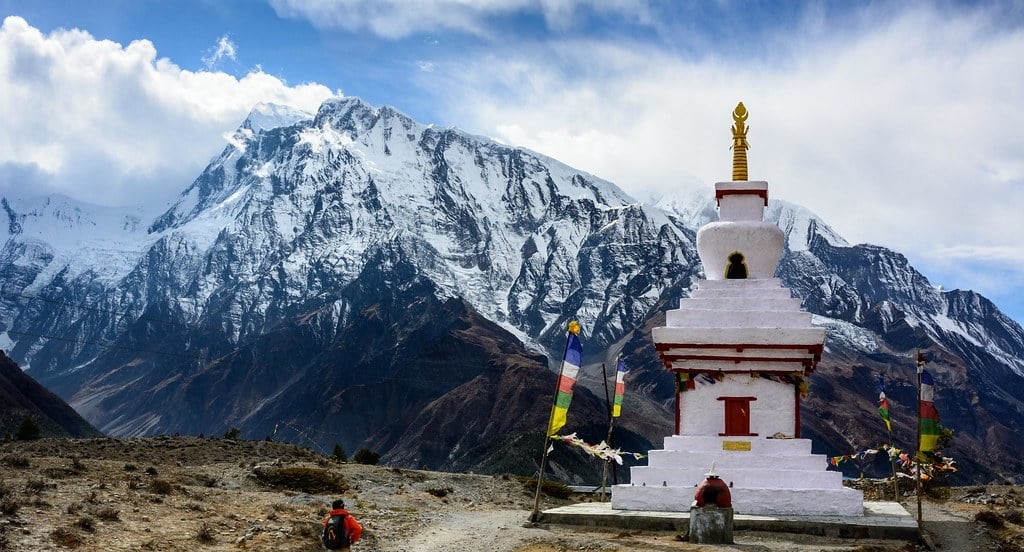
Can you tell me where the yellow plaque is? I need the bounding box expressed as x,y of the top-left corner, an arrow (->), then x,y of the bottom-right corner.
722,440 -> 751,451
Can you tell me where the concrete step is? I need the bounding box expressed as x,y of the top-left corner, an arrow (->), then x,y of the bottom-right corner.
646,450 -> 827,471
612,484 -> 864,516
696,278 -> 784,291
689,287 -> 795,299
665,309 -> 813,328
680,297 -> 804,312
629,466 -> 844,490
661,436 -> 812,454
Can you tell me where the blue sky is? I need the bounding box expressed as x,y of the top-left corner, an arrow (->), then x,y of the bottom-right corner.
2,0 -> 1024,324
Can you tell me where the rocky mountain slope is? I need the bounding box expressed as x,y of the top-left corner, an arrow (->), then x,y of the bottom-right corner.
0,97 -> 1022,484
0,350 -> 99,439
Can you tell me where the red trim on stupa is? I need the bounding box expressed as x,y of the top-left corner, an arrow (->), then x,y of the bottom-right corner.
656,342 -> 824,354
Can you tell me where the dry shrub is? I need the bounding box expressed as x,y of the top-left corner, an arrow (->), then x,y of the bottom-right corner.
294,521 -> 318,539
195,522 -> 216,544
2,455 -> 30,469
516,476 -> 573,500
1004,508 -> 1023,525
75,516 -> 96,533
149,479 -> 173,495
51,527 -> 84,548
1,496 -> 19,516
25,478 -> 47,494
145,466 -> 158,476
253,466 -> 348,494
127,475 -> 142,490
976,509 -> 1005,527
426,487 -> 453,498
95,507 -> 120,521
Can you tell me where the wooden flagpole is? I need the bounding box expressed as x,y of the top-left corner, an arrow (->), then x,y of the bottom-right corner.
600,362 -> 611,500
888,422 -> 898,502
882,370 -> 898,502
915,351 -> 925,522
531,326 -> 575,522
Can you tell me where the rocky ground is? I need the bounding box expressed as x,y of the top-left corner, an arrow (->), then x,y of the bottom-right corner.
0,437 -> 1021,551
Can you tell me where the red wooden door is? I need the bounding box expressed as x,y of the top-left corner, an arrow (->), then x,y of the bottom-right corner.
718,396 -> 757,436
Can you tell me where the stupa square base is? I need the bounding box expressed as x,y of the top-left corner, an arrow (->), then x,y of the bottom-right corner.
536,501 -> 917,541
612,484 -> 864,517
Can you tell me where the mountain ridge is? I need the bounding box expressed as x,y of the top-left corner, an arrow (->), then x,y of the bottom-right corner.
0,97 -> 1022,483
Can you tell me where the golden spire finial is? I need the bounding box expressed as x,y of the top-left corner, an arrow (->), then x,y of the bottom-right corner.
731,102 -> 750,181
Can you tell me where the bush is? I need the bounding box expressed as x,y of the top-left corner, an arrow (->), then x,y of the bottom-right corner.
50,527 -> 84,548
516,476 -> 573,500
2,455 -> 30,468
149,479 -> 173,495
26,478 -> 47,494
353,448 -> 380,465
195,522 -> 215,544
332,443 -> 348,462
976,509 -> 1005,528
1,496 -> 19,516
95,507 -> 120,521
426,487 -> 453,498
75,516 -> 96,533
1004,508 -> 1023,525
15,417 -> 41,441
223,428 -> 241,440
253,466 -> 348,494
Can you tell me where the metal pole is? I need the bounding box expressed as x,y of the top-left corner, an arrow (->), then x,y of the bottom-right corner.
531,330 -> 574,522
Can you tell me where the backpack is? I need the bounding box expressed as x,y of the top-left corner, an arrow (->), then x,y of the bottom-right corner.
322,513 -> 351,550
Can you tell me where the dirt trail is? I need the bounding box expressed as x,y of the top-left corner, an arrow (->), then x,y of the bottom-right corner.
916,497 -> 1000,551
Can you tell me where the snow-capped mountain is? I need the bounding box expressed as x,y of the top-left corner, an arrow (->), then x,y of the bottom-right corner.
0,97 -> 1021,482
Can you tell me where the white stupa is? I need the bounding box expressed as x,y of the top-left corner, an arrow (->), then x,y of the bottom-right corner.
611,103 -> 864,516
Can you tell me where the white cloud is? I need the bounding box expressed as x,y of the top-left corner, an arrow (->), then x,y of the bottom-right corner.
0,16 -> 336,207
202,35 -> 237,69
418,5 -> 1024,294
268,0 -> 650,38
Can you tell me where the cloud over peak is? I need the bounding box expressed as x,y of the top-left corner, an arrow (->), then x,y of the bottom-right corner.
0,16 -> 336,207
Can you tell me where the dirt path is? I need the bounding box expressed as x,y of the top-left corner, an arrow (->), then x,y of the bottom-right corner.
915,498 -> 1000,551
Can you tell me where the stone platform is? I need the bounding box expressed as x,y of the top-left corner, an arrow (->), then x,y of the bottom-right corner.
611,435 -> 864,516
537,501 -> 917,540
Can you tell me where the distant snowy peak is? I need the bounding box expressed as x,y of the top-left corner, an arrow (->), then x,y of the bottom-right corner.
0,194 -> 153,287
0,194 -> 147,242
654,188 -> 717,229
767,200 -> 848,251
241,102 -> 315,133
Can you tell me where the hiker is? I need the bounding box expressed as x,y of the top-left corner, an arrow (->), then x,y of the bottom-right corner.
321,499 -> 362,550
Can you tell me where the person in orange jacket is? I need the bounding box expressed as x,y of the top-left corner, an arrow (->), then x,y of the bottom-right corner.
321,499 -> 362,550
